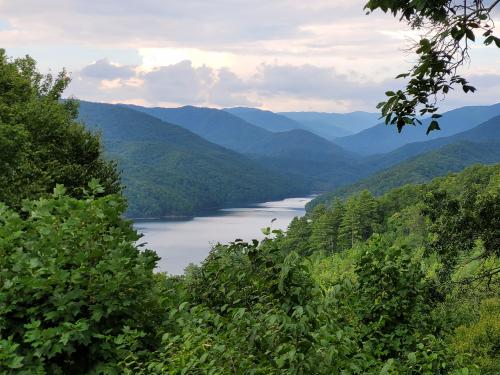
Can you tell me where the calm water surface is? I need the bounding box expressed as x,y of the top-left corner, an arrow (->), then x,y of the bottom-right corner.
134,196 -> 313,275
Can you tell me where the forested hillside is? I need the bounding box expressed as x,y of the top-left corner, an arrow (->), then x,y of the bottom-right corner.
127,104 -> 271,152
78,101 -> 303,217
225,107 -> 311,132
124,103 -> 365,191
309,140 -> 500,209
364,115 -> 500,173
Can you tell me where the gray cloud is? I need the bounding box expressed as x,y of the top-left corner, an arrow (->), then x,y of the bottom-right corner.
252,63 -> 394,103
0,0 -> 366,48
141,60 -> 214,104
68,57 -> 500,111
209,68 -> 259,107
70,59 -> 394,108
80,59 -> 135,80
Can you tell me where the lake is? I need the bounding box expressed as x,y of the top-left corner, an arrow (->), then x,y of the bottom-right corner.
134,196 -> 313,275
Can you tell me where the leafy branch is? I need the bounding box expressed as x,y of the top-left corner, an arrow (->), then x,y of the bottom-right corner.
365,0 -> 500,133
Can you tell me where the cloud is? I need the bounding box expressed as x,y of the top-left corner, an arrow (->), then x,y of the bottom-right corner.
68,58 -> 395,110
80,59 -> 135,80
12,0 -> 494,111
141,60 -> 214,104
0,0 -> 365,48
209,68 -> 259,107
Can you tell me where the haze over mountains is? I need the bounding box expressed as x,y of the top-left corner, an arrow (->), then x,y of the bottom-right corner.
334,103 -> 500,155
78,100 -> 500,218
308,114 -> 500,209
225,107 -> 354,139
281,111 -> 380,138
127,104 -> 363,191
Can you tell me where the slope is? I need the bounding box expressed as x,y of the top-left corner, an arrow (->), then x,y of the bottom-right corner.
77,101 -> 304,218
363,114 -> 500,172
225,107 -> 351,139
308,139 -> 500,209
125,104 -> 362,191
334,103 -> 500,155
126,105 -> 270,153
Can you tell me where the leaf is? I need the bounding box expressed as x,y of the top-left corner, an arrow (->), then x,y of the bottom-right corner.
426,120 -> 440,135
465,28 -> 475,42
493,36 -> 500,48
380,358 -> 394,374
407,352 -> 417,363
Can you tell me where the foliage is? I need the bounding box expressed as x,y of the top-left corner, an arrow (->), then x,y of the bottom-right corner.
0,183 -> 162,374
308,140 -> 500,210
1,51 -> 499,374
451,298 -> 500,374
0,50 -> 120,210
2,160 -> 498,373
365,0 -> 500,133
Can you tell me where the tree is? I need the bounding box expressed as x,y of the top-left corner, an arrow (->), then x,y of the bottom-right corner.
310,199 -> 345,254
339,196 -> 363,249
365,0 -> 500,133
0,50 -> 120,210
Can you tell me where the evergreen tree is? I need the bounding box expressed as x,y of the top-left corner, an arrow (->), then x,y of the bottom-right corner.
339,196 -> 363,249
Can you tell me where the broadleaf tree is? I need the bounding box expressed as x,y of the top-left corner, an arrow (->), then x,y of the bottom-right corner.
365,0 -> 500,133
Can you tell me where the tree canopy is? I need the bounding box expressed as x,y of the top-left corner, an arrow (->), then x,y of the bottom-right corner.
0,49 -> 120,210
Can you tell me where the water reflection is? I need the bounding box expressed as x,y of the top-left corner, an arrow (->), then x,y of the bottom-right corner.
134,196 -> 312,275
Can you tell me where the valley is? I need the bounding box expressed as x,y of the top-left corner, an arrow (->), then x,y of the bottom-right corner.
78,100 -> 500,220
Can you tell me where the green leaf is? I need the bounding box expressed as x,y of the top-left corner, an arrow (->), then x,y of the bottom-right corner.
380,358 -> 395,374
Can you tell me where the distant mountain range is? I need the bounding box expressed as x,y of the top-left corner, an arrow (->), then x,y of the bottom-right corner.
127,104 -> 363,191
280,111 -> 380,138
78,101 -> 303,218
364,114 -> 500,172
333,103 -> 500,155
308,115 -> 500,209
225,107 -> 353,139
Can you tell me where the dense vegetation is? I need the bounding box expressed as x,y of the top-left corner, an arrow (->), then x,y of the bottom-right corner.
128,104 -> 364,191
78,101 -> 303,218
0,50 -> 120,211
309,139 -> 500,209
1,52 -> 499,374
3,161 -> 498,373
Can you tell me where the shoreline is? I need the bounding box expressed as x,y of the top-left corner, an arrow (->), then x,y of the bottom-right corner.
129,194 -> 319,221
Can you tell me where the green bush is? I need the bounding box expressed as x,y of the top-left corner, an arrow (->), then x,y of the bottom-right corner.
0,184 -> 160,374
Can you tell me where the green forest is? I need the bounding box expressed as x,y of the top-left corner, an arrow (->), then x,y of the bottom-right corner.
1,50 -> 499,374
77,101 -> 302,218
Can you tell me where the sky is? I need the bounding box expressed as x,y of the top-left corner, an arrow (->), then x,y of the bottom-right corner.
1,0 -> 499,112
